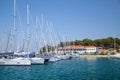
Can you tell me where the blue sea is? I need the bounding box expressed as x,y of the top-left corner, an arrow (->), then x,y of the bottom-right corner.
0,58 -> 120,80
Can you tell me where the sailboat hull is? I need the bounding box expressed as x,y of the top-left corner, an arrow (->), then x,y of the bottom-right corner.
0,58 -> 31,66
30,58 -> 44,64
109,54 -> 120,59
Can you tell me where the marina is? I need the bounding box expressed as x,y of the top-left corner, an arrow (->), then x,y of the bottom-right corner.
0,0 -> 120,80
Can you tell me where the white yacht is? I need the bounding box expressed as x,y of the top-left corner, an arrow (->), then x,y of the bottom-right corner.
60,54 -> 71,60
30,57 -> 45,64
0,0 -> 31,66
108,38 -> 120,59
49,54 -> 61,62
30,52 -> 45,65
0,58 -> 31,66
15,51 -> 45,64
109,53 -> 120,59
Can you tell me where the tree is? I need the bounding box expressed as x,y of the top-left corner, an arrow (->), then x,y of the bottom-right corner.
40,45 -> 55,53
74,40 -> 83,45
83,39 -> 94,46
59,42 -> 64,47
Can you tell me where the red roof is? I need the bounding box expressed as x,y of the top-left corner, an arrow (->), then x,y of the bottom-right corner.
84,46 -> 96,48
58,45 -> 96,50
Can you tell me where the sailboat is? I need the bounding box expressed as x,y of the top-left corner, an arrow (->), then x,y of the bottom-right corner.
109,54 -> 120,59
59,35 -> 71,60
25,5 -> 45,65
0,57 -> 31,66
0,0 -> 31,66
108,37 -> 120,59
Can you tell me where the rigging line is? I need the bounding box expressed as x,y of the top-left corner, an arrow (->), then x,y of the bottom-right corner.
29,12 -> 35,29
48,22 -> 54,46
16,4 -> 25,51
35,16 -> 39,51
37,16 -> 44,49
3,24 -> 7,51
51,24 -> 59,46
50,23 -> 57,46
29,11 -> 36,51
38,15 -> 48,53
16,5 -> 23,32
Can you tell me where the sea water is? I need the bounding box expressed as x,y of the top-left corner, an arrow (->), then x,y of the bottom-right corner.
0,58 -> 120,80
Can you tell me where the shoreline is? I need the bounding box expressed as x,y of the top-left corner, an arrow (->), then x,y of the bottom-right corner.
80,55 -> 108,58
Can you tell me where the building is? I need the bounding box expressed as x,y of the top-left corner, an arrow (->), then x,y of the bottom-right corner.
57,45 -> 98,54
84,46 -> 97,54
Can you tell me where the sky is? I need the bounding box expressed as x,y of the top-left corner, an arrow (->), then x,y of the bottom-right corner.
0,0 -> 120,41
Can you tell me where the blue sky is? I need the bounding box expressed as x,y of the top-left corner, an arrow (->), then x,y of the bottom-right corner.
0,0 -> 120,41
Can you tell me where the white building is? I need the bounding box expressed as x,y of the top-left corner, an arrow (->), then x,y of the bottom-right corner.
84,46 -> 97,54
57,45 -> 98,54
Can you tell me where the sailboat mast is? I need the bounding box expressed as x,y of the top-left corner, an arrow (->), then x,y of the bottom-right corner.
63,35 -> 66,54
13,0 -> 16,52
27,3 -> 30,45
114,37 -> 116,53
41,15 -> 48,53
27,4 -> 30,58
14,0 -> 16,33
47,22 -> 53,53
56,32 -> 60,54
36,16 -> 39,53
27,4 -> 29,26
9,0 -> 16,57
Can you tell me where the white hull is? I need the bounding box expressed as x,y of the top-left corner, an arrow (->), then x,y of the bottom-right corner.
49,58 -> 58,62
14,52 -> 30,55
109,54 -> 120,59
0,58 -> 31,66
30,58 -> 44,64
61,55 -> 67,60
49,55 -> 61,62
72,54 -> 80,58
61,54 -> 71,60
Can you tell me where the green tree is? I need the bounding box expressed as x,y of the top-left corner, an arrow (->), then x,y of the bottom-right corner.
83,39 -> 94,46
74,40 -> 83,45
